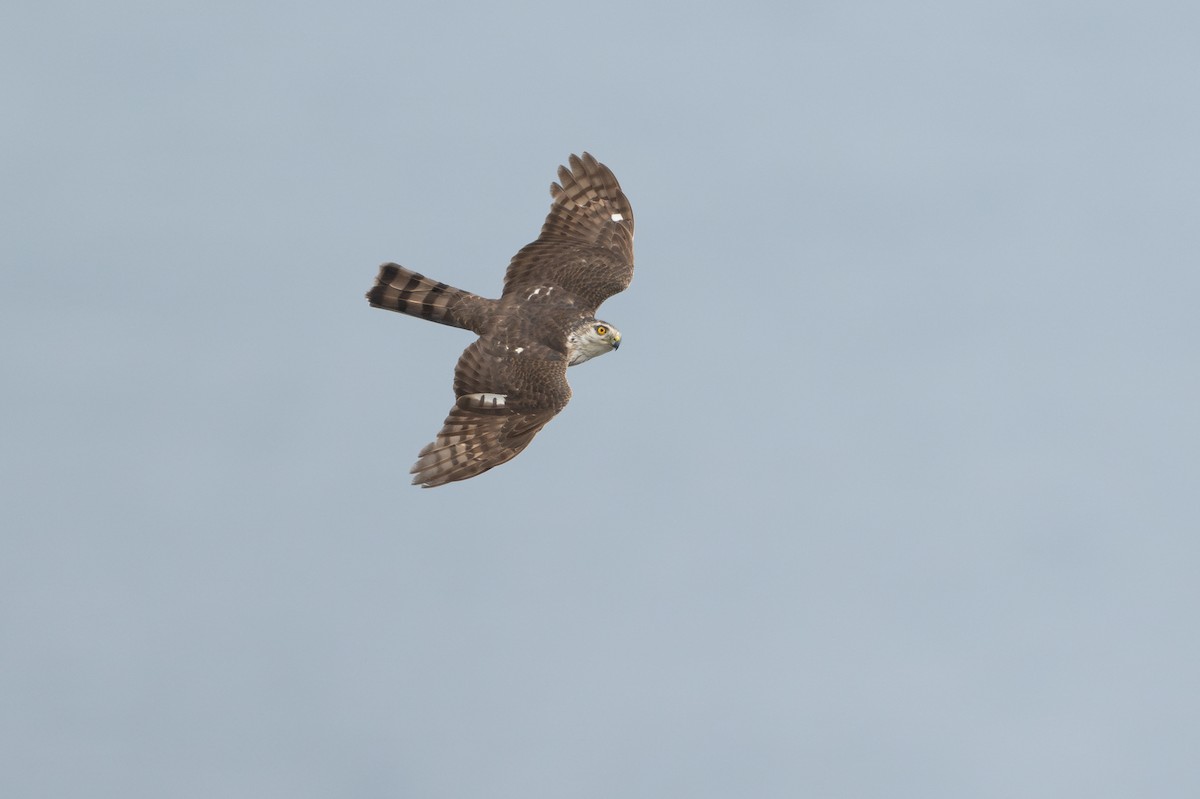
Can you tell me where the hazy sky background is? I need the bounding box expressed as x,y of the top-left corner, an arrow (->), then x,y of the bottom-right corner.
4,1 -> 1198,796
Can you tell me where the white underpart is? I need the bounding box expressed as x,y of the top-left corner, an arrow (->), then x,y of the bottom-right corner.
463,392 -> 506,407
610,213 -> 624,222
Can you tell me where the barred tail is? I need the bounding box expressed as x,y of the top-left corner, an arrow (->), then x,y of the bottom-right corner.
366,263 -> 492,332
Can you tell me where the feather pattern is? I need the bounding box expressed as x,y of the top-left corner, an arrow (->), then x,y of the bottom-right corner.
366,264 -> 496,333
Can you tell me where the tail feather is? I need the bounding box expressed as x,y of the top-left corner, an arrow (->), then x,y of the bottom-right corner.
366,263 -> 493,332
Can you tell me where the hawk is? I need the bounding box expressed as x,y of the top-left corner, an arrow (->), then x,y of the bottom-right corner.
366,153 -> 634,487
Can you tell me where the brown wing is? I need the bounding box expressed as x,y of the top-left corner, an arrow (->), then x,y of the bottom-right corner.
410,337 -> 571,488
501,152 -> 635,314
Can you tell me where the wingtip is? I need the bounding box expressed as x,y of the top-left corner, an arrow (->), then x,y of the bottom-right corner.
409,469 -> 438,489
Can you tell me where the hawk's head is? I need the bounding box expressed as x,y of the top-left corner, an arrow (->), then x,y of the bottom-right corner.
566,319 -> 621,366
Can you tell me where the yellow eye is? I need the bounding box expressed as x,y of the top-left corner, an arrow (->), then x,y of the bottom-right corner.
595,325 -> 608,336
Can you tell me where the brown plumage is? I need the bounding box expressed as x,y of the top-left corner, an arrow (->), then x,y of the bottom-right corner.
366,153 -> 635,487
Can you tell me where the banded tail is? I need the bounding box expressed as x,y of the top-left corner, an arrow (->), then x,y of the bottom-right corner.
366,263 -> 494,333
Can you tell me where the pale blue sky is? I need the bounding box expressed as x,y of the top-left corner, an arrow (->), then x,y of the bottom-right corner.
3,1 -> 1199,796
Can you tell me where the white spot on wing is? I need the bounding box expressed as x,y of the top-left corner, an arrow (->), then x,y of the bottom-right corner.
463,392 -> 507,407
610,212 -> 624,222
514,347 -> 524,354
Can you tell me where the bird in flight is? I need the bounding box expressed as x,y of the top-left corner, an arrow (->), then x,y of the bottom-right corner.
366,153 -> 635,487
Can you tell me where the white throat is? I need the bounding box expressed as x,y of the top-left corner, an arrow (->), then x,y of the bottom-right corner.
566,333 -> 608,365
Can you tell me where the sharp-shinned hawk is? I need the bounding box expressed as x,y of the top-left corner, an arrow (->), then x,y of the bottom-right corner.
366,153 -> 634,487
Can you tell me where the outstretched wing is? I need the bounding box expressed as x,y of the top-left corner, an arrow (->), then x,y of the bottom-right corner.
501,152 -> 634,314
410,338 -> 571,487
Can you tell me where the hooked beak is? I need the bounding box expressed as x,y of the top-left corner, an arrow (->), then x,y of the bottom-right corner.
611,334 -> 621,350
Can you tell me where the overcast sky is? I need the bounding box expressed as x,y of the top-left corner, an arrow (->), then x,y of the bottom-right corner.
4,1 -> 1199,797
